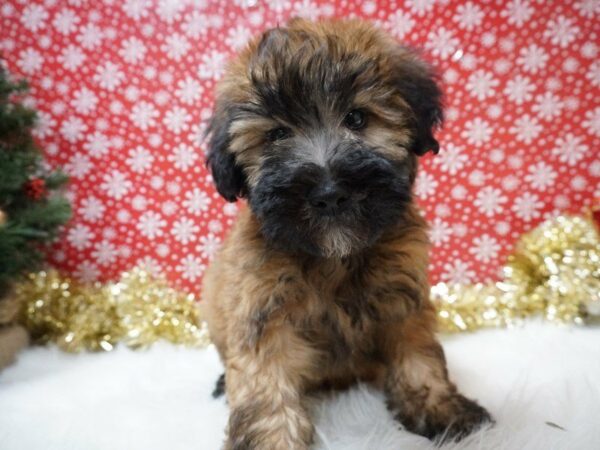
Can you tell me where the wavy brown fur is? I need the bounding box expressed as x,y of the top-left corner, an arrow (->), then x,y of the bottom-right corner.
202,19 -> 491,450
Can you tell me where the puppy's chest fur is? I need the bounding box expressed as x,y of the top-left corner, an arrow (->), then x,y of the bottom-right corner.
285,259 -> 382,363
203,207 -> 430,382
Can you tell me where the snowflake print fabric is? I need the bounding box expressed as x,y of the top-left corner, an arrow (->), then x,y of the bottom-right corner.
1,0 -> 598,293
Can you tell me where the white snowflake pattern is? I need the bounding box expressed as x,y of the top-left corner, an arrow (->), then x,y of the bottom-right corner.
21,4 -> 48,32
552,133 -> 588,166
442,260 -> 475,284
33,111 -> 56,139
175,77 -> 203,105
157,0 -> 185,23
119,37 -> 147,63
77,23 -> 103,49
504,75 -> 535,105
176,255 -> 205,282
429,218 -> 453,246
587,61 -> 600,87
161,33 -> 190,61
71,87 -> 98,114
468,170 -> 486,186
407,0 -> 437,15
426,28 -> 459,59
544,16 -> 580,48
137,256 -> 162,275
508,114 -> 541,144
132,195 -> 148,211
517,44 -> 548,73
461,118 -> 492,146
197,234 -> 222,260
127,146 -> 154,172
171,218 -> 200,244
163,107 -> 191,133
581,42 -> 598,59
225,25 -> 253,50
123,0 -> 149,20
18,48 -> 43,74
208,220 -> 224,234
92,241 -> 119,266
169,144 -> 198,171
198,50 -> 227,79
93,62 -> 124,91
83,136 -> 111,160
52,8 -> 79,35
415,171 -> 438,198
58,45 -> 86,70
525,161 -> 557,191
60,116 -> 87,142
67,223 -> 95,250
131,101 -> 158,130
469,234 -> 500,263
512,192 -> 543,221
137,211 -> 166,239
451,185 -> 467,200
65,154 -> 93,177
101,170 -> 132,199
574,0 -> 600,17
466,70 -> 498,100
570,175 -> 587,191
74,262 -> 100,282
183,11 -> 210,38
183,188 -> 211,215
453,2 -> 483,31
532,92 -> 563,120
435,143 -> 467,175
475,186 -> 507,217
79,196 -> 106,222
502,0 -> 533,27
387,10 -> 414,39
582,107 -> 600,137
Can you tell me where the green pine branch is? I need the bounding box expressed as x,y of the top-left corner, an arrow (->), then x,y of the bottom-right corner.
0,65 -> 71,289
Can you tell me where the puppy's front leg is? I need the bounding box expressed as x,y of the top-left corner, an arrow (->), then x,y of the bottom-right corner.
381,307 -> 492,442
224,327 -> 316,450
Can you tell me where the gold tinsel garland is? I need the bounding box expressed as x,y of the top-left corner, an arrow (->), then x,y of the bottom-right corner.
16,268 -> 210,352
12,215 -> 600,352
432,215 -> 600,332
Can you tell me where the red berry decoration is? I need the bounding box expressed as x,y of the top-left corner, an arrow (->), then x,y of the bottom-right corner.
25,178 -> 47,200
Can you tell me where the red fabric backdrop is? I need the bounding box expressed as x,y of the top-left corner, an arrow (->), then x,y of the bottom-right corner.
1,0 -> 599,293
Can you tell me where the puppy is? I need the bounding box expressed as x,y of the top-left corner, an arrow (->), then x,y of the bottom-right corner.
202,18 -> 492,450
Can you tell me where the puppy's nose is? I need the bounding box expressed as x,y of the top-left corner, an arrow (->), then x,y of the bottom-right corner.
308,181 -> 350,215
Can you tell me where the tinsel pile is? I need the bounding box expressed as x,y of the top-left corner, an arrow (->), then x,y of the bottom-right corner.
432,215 -> 600,332
16,268 -> 210,352
11,214 -> 600,352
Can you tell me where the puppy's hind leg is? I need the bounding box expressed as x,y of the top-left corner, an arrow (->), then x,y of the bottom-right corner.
380,308 -> 492,442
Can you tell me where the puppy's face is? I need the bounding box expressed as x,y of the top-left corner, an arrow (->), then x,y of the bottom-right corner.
207,19 -> 442,258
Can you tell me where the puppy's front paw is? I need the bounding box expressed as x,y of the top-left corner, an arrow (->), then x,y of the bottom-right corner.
398,393 -> 493,442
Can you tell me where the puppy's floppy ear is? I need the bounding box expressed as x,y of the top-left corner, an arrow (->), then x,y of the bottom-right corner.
393,54 -> 443,156
205,108 -> 247,202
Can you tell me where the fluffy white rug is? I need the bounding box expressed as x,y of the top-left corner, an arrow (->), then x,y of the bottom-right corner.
1,321 -> 599,450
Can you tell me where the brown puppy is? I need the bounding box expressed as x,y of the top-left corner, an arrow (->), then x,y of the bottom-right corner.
203,18 -> 491,450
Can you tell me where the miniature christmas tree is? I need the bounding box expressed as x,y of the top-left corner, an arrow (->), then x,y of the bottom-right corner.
0,66 -> 71,298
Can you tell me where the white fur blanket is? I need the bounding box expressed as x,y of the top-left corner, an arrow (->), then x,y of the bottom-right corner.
1,321 -> 599,450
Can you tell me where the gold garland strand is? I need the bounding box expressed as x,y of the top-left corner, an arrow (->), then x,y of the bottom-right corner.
12,214 -> 600,352
16,267 -> 210,352
433,215 -> 600,332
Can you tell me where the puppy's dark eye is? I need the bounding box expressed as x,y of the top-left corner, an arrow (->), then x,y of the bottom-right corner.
267,127 -> 292,142
344,109 -> 367,130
